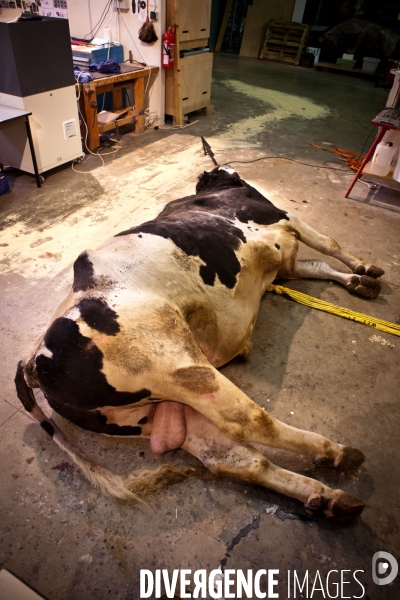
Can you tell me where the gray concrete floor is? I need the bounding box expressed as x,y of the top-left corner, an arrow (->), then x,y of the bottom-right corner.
1,54 -> 399,600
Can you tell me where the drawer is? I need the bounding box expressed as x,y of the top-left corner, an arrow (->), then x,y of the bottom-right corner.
165,52 -> 213,115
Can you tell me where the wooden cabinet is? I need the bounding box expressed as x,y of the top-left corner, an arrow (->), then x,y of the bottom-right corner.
166,0 -> 211,49
165,0 -> 214,125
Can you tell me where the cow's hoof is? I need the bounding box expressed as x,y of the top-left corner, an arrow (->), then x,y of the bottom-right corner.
354,264 -> 384,279
305,495 -> 323,510
313,447 -> 365,472
346,275 -> 381,299
334,446 -> 365,472
325,492 -> 366,518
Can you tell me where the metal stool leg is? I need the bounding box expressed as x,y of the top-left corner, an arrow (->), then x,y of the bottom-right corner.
344,127 -> 386,198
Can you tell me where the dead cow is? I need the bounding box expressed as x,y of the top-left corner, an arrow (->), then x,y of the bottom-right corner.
15,168 -> 384,518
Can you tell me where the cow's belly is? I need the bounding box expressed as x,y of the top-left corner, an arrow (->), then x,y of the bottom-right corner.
93,226 -> 293,367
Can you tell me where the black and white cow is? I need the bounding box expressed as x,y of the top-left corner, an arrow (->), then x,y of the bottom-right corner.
15,168 -> 384,517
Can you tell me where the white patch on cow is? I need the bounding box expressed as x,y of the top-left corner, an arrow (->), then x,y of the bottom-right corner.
36,345 -> 53,359
64,307 -> 81,321
218,166 -> 235,174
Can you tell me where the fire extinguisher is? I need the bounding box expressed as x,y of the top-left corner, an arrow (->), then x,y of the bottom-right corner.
162,25 -> 176,69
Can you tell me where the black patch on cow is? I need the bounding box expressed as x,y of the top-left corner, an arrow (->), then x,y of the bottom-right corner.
115,170 -> 287,289
117,213 -> 246,289
40,421 -> 55,437
43,397 -> 142,436
73,251 -> 96,292
196,169 -> 245,193
35,318 -> 151,418
78,298 -> 120,336
155,173 -> 288,226
138,416 -> 148,425
15,361 -> 35,412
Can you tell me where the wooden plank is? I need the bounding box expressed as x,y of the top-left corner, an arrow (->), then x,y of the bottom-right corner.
98,113 -> 137,134
259,20 -> 308,65
89,67 -> 159,90
81,80 -> 99,150
240,0 -> 296,58
112,88 -> 123,111
215,0 -> 233,53
133,77 -> 145,133
172,8 -> 184,127
362,162 -> 397,182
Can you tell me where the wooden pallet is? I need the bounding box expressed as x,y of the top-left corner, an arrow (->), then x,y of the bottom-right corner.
259,20 -> 309,66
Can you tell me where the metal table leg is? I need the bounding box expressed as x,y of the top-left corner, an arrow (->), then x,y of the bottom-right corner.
24,115 -> 42,188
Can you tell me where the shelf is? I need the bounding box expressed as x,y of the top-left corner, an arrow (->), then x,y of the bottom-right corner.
362,162 -> 400,190
314,62 -> 376,79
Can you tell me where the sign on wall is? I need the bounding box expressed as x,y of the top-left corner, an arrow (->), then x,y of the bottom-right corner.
0,0 -> 68,19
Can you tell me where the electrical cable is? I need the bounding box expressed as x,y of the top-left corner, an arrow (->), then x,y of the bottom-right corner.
220,125 -> 383,174
83,0 -> 113,41
344,172 -> 373,188
116,3 -> 147,64
72,73 -> 118,175
354,126 -> 376,166
221,156 -> 350,172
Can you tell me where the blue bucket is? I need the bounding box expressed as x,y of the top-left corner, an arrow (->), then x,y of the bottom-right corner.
0,174 -> 10,196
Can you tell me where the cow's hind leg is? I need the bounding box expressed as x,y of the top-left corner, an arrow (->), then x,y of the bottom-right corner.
170,367 -> 365,474
286,213 -> 384,281
285,259 -> 382,299
182,407 -> 365,517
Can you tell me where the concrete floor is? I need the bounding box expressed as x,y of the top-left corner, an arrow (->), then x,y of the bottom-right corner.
1,54 -> 399,599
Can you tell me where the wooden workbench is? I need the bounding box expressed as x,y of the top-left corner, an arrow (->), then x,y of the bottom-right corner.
77,64 -> 159,151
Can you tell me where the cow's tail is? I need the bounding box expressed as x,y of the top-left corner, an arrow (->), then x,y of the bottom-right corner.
15,361 -> 200,506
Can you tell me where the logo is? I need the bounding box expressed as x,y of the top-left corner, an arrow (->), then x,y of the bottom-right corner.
372,551 -> 398,586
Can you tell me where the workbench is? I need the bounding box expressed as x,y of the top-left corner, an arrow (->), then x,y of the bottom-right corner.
77,64 -> 159,151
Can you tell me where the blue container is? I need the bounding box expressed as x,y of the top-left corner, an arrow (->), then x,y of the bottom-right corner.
72,45 -> 124,67
0,174 -> 9,196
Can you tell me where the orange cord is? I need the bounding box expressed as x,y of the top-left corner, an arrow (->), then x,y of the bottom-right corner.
310,142 -> 366,171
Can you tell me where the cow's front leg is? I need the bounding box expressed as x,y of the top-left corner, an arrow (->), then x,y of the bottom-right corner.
182,407 -> 365,517
283,259 -> 382,299
168,366 -> 364,472
285,213 -> 384,281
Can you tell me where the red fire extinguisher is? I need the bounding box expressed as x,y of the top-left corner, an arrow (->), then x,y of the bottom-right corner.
162,25 -> 176,69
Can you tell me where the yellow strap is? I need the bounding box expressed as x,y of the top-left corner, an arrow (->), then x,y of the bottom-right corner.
267,284 -> 400,337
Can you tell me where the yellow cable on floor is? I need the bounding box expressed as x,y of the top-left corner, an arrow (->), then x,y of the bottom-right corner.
267,284 -> 400,337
